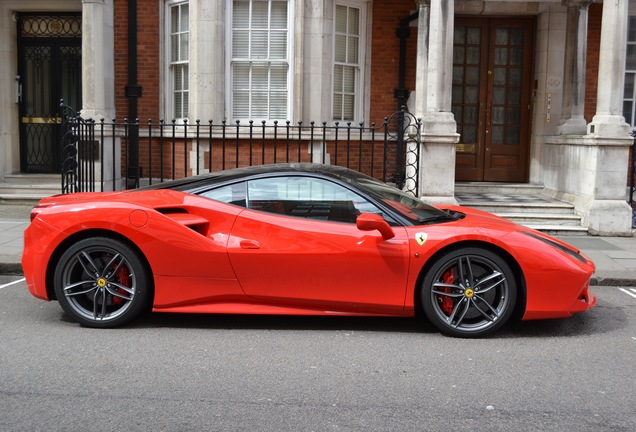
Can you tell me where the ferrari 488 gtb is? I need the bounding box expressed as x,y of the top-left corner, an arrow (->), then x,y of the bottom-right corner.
22,164 -> 596,337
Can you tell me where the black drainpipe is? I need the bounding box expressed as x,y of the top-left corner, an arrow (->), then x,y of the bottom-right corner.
125,0 -> 142,189
394,12 -> 419,111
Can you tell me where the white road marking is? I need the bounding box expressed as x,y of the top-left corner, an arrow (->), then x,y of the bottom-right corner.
618,288 -> 636,299
0,278 -> 25,290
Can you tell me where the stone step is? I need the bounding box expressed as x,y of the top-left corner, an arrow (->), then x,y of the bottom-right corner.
3,174 -> 61,185
0,175 -> 61,205
455,182 -> 545,195
459,200 -> 576,215
455,182 -> 588,235
495,212 -> 582,226
0,184 -> 60,195
523,224 -> 589,236
0,194 -> 48,206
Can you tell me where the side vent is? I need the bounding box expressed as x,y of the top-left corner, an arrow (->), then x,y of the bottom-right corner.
157,208 -> 209,235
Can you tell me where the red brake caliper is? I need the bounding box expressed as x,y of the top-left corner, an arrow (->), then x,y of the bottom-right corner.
112,266 -> 131,305
440,268 -> 455,315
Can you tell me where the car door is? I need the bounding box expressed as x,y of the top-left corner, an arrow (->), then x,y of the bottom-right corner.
226,176 -> 411,312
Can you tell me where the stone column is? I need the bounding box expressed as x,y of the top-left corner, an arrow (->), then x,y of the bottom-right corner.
413,0 -> 430,117
190,0 -> 225,121
81,0 -> 115,120
417,0 -> 459,204
301,1 -> 332,163
556,0 -> 590,135
81,0 -> 119,189
404,0 -> 431,193
587,0 -> 631,137
583,0 -> 632,235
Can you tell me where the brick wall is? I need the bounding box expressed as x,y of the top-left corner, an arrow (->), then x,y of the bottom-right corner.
584,2 -> 602,122
114,0 -> 161,121
369,1 -> 417,124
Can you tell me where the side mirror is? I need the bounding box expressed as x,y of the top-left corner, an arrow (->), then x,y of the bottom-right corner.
356,213 -> 395,240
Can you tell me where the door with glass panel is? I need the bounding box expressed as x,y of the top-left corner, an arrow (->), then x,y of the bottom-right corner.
453,17 -> 534,182
17,13 -> 82,173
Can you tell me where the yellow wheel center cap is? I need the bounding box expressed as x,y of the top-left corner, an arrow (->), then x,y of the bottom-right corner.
465,288 -> 474,298
97,278 -> 107,287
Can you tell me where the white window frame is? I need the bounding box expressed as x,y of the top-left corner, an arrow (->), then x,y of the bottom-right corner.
227,0 -> 295,123
332,1 -> 367,123
625,15 -> 636,128
164,0 -> 190,122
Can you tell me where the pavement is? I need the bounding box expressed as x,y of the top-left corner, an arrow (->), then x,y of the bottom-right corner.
1,202 -> 635,285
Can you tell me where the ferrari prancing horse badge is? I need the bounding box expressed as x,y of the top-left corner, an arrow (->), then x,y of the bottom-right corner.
415,232 -> 428,246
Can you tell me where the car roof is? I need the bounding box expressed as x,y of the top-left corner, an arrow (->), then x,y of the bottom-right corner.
139,163 -> 371,192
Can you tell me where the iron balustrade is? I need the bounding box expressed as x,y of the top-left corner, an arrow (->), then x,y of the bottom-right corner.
59,101 -> 421,197
630,132 -> 636,228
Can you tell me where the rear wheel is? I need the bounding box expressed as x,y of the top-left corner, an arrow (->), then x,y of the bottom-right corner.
54,237 -> 151,328
421,247 -> 517,338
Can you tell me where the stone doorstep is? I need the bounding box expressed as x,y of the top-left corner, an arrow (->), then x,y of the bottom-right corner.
2,174 -> 60,185
455,183 -> 587,235
496,212 -> 582,226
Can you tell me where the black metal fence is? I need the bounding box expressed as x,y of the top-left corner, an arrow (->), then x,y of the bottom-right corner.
630,132 -> 636,227
59,102 -> 421,196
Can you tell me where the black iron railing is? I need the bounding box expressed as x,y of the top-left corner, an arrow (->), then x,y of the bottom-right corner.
630,132 -> 636,227
59,101 -> 421,196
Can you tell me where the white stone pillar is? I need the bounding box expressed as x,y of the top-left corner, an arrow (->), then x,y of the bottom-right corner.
556,0 -> 589,135
582,0 -> 632,235
404,0 -> 431,193
81,0 -> 118,190
413,0 -> 429,117
190,0 -> 226,121
301,0 -> 332,163
81,0 -> 115,120
418,0 -> 459,205
587,0 -> 631,137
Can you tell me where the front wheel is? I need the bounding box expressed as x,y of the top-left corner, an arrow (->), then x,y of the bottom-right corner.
53,237 -> 151,328
420,247 -> 517,338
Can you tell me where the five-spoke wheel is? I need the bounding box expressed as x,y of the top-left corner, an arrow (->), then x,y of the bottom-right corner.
54,237 -> 151,328
421,247 -> 517,337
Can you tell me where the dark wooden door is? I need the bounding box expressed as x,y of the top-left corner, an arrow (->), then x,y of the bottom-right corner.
453,17 -> 534,182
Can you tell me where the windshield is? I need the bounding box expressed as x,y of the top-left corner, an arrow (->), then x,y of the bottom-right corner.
348,176 -> 454,224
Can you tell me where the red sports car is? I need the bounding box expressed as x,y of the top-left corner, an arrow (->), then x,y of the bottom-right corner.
22,163 -> 596,337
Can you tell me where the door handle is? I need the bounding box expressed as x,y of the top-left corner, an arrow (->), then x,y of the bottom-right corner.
240,239 -> 260,249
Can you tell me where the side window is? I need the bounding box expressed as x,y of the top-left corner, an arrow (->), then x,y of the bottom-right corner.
200,182 -> 247,207
246,177 -> 384,223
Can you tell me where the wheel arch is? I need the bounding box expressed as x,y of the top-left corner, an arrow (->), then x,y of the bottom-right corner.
414,240 -> 527,320
45,229 -> 155,304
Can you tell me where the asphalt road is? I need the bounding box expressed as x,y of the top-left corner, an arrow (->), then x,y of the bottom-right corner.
1,276 -> 635,432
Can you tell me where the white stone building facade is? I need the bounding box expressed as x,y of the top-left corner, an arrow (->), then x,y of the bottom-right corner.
0,0 -> 633,235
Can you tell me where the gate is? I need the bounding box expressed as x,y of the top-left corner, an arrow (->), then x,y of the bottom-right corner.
60,102 -> 420,196
384,109 -> 421,194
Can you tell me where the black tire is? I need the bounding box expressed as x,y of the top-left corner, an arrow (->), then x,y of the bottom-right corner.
420,247 -> 517,338
53,237 -> 151,328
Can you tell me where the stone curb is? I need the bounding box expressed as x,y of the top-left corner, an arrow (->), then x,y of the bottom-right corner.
0,263 -> 23,276
590,277 -> 636,287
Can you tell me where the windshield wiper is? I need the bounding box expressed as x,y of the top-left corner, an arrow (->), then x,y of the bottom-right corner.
419,214 -> 456,225
419,210 -> 464,225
